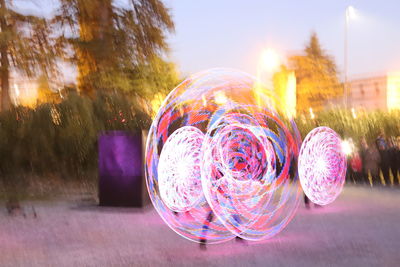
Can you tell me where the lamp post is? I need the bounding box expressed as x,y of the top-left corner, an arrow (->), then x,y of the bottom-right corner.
344,6 -> 356,109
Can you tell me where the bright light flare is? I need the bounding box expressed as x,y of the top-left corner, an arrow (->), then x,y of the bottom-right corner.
260,48 -> 281,73
351,108 -> 357,119
309,107 -> 315,119
341,139 -> 353,156
14,84 -> 20,97
214,91 -> 228,105
346,6 -> 357,21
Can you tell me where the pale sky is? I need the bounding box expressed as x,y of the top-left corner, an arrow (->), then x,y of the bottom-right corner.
14,0 -> 400,81
165,0 -> 400,80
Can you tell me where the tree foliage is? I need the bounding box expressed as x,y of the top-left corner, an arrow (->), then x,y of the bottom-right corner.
0,0 -> 59,111
55,0 -> 176,98
36,75 -> 62,104
289,32 -> 342,113
0,91 -> 151,180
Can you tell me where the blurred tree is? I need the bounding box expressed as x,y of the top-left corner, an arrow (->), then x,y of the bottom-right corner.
289,32 -> 342,113
56,0 -> 176,100
37,75 -> 62,104
0,0 -> 59,111
130,55 -> 180,114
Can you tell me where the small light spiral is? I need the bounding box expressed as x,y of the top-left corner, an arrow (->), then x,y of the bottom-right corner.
298,126 -> 346,205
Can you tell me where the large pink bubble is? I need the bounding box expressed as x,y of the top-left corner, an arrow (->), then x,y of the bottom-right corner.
298,126 -> 346,205
145,68 -> 302,243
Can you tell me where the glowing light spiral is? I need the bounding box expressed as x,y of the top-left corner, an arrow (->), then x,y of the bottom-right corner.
298,127 -> 346,205
145,68 -> 302,243
158,126 -> 205,212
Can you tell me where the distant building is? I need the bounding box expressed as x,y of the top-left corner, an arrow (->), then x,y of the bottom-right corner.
347,72 -> 400,111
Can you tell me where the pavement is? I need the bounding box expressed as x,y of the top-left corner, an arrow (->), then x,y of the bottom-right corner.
0,185 -> 399,267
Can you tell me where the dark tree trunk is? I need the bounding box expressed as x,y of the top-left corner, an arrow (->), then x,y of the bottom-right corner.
0,0 -> 10,111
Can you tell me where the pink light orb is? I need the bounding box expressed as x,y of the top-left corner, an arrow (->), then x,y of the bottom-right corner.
298,126 -> 347,205
158,126 -> 205,212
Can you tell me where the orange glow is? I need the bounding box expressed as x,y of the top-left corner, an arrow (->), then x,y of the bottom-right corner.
12,80 -> 38,107
387,72 -> 400,111
309,107 -> 315,119
150,93 -> 165,118
286,72 -> 296,118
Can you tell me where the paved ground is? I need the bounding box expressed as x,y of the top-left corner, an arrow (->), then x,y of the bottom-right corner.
1,185 -> 399,267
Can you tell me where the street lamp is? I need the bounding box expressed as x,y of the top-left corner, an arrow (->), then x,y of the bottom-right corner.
254,48 -> 281,106
344,6 -> 356,109
257,48 -> 281,88
260,48 -> 281,74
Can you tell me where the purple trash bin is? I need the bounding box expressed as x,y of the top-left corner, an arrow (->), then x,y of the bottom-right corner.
98,131 -> 147,207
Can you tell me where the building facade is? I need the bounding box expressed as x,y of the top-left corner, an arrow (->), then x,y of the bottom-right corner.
348,72 -> 400,111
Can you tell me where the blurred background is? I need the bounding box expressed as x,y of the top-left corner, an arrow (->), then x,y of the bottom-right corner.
0,0 -> 399,205
1,1 -> 400,266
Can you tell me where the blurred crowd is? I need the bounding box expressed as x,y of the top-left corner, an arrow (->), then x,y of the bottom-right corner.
347,130 -> 400,186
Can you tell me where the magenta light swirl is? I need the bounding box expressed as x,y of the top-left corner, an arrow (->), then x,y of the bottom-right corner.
298,126 -> 346,205
145,68 -> 302,243
201,111 -> 301,241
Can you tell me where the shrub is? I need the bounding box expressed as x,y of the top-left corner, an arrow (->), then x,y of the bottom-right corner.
0,90 -> 151,199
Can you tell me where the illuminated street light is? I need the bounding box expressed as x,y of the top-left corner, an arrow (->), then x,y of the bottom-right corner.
257,48 -> 282,86
260,48 -> 281,74
347,6 -> 357,20
254,48 -> 282,107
